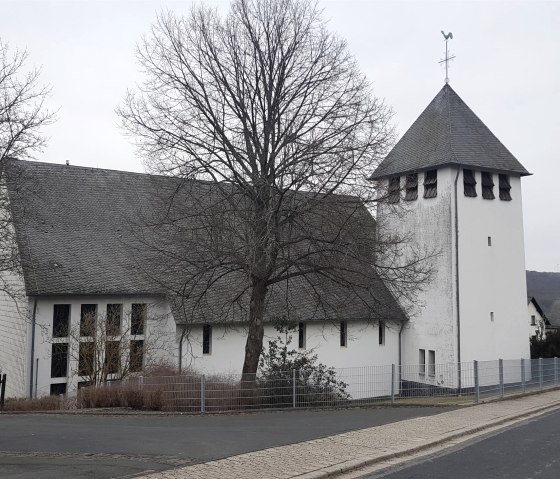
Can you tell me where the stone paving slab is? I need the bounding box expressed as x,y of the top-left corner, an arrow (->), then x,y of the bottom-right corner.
136,390 -> 560,479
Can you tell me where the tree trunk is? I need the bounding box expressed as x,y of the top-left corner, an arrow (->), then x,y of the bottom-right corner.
241,279 -> 268,383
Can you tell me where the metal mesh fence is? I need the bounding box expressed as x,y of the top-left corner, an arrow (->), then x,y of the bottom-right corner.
80,358 -> 560,412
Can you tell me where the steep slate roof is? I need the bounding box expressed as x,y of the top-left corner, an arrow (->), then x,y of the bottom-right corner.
370,84 -> 530,179
5,160 -> 406,325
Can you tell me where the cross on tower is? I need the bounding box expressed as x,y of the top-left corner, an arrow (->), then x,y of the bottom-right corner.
439,31 -> 456,84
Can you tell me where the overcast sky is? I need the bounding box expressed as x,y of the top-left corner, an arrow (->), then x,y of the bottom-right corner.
1,0 -> 558,272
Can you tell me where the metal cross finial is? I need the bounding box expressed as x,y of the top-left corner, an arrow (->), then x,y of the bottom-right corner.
439,31 -> 456,84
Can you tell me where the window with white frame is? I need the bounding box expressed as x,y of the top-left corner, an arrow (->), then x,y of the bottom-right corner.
202,324 -> 212,355
419,349 -> 426,375
298,322 -> 306,349
428,350 -> 436,377
340,321 -> 347,347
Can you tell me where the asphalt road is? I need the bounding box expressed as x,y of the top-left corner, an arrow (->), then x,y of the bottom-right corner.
0,406 -> 449,478
363,409 -> 560,479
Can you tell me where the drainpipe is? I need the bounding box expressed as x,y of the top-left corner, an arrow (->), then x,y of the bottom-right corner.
453,168 -> 462,392
398,320 -> 408,386
29,297 -> 38,398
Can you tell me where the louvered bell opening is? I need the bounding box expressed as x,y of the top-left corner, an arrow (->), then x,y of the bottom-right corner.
423,170 -> 437,199
481,172 -> 495,200
404,173 -> 418,201
499,174 -> 512,201
388,176 -> 400,204
463,169 -> 477,197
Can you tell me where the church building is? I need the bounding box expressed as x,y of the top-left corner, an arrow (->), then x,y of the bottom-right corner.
0,83 -> 531,399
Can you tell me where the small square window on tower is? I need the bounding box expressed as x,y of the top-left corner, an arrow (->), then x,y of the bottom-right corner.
404,174 -> 418,201
499,174 -> 512,201
481,172 -> 495,200
388,176 -> 400,203
423,170 -> 437,198
463,169 -> 477,197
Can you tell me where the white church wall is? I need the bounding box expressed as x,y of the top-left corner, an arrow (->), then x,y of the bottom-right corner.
377,168 -> 457,369
0,272 -> 29,399
458,172 -> 530,363
183,320 -> 400,399
31,296 -> 176,397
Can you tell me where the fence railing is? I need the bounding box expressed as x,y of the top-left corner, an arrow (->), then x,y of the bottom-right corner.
81,358 -> 560,412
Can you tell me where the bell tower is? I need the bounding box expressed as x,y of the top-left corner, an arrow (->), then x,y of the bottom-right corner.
371,84 -> 531,374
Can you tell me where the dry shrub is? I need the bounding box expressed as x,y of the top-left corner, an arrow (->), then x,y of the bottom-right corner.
3,395 -> 64,411
78,385 -> 125,409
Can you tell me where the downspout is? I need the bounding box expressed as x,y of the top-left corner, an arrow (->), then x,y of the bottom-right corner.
29,297 -> 38,399
453,167 -> 462,392
398,319 -> 408,387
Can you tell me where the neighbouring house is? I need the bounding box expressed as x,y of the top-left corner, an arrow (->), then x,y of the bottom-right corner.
527,297 -> 555,339
0,82 -> 533,398
526,271 -> 560,334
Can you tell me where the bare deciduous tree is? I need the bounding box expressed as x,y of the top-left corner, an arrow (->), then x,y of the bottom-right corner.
119,0 -> 431,381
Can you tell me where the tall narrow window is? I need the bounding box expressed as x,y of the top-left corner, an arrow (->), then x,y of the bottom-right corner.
131,303 -> 146,335
340,320 -> 347,347
53,304 -> 70,338
298,322 -> 306,349
463,169 -> 477,197
419,349 -> 426,375
80,304 -> 97,337
105,341 -> 120,374
404,174 -> 418,201
130,340 -> 144,372
202,324 -> 212,355
78,342 -> 95,377
499,174 -> 512,201
378,321 -> 385,345
51,343 -> 68,378
428,350 -> 436,377
388,176 -> 400,203
531,315 -> 536,326
106,304 -> 122,336
481,172 -> 495,200
423,170 -> 437,198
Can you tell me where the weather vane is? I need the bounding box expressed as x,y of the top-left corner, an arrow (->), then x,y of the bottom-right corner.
439,31 -> 455,84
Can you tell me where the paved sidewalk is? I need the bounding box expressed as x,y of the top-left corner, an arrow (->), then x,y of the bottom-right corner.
137,390 -> 560,479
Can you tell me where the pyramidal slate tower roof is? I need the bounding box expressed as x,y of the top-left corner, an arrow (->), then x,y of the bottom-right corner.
370,84 -> 530,179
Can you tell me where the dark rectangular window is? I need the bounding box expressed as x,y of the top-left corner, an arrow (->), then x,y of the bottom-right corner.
423,170 -> 437,198
531,315 -> 536,326
79,341 -> 95,377
202,324 -> 212,355
51,343 -> 68,378
106,304 -> 122,336
481,172 -> 495,200
130,340 -> 144,372
388,176 -> 400,203
80,304 -> 97,337
340,320 -> 347,347
53,304 -> 70,338
404,174 -> 418,201
131,303 -> 146,336
105,340 -> 120,375
499,174 -> 512,201
298,322 -> 306,349
463,169 -> 477,197
419,349 -> 426,375
50,383 -> 67,396
379,321 -> 385,345
428,350 -> 436,377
